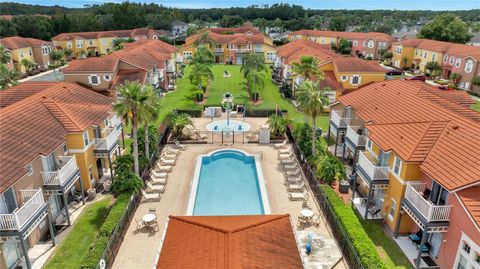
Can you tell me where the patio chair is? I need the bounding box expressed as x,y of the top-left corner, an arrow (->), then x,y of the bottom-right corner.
155,164 -> 173,172
141,189 -> 160,202
160,158 -> 176,166
287,181 -> 305,192
409,230 -> 423,245
174,140 -> 186,150
368,207 -> 382,217
311,215 -> 321,227
281,158 -> 295,165
150,176 -> 168,185
278,147 -> 292,155
416,242 -> 431,253
161,153 -> 178,160
289,191 -> 308,201
274,139 -> 288,149
135,218 -> 144,231
286,176 -> 302,184
149,208 -> 157,216
284,169 -> 301,177
146,182 -> 166,193
283,164 -> 298,170
278,152 -> 294,160
297,215 -> 309,228
165,146 -> 181,155
151,170 -> 168,179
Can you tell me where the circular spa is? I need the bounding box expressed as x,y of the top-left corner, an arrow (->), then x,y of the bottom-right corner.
206,120 -> 250,132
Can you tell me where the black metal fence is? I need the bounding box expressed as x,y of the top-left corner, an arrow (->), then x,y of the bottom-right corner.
285,126 -> 365,269
173,108 -> 288,119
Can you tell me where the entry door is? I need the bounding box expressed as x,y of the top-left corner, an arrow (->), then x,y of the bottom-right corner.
429,233 -> 443,258
42,153 -> 57,172
378,150 -> 390,166
1,241 -> 22,269
236,56 -> 242,65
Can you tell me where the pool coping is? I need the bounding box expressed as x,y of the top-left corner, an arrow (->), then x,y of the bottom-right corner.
186,148 -> 271,216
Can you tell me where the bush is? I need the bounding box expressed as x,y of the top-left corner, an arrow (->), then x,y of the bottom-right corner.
293,122 -> 313,159
80,193 -> 132,269
322,185 -> 387,269
315,155 -> 346,185
111,170 -> 143,195
267,115 -> 290,137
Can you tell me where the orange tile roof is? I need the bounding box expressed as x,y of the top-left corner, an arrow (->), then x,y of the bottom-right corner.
396,38 -> 427,47
338,80 -> 480,191
445,44 -> 480,61
457,186 -> 480,229
186,31 -> 265,46
110,69 -> 147,90
0,82 -> 113,192
403,39 -> 456,52
290,30 -> 395,42
208,26 -> 262,35
63,55 -> 120,73
1,36 -> 52,49
332,57 -> 387,73
157,214 -> 303,269
52,28 -> 169,41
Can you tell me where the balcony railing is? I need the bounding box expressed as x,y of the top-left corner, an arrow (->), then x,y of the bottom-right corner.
234,48 -> 252,53
357,151 -> 389,181
254,48 -> 264,52
167,64 -> 175,73
94,127 -> 120,151
108,113 -> 122,129
214,48 -> 224,52
0,189 -> 45,231
330,110 -> 351,129
41,156 -> 78,186
405,183 -> 452,222
346,126 -> 367,148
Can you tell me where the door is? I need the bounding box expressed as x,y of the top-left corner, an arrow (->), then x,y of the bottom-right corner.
429,233 -> 443,258
378,150 -> 390,166
1,241 -> 22,269
42,153 -> 57,172
96,158 -> 103,179
215,56 -> 220,63
236,56 -> 242,65
0,187 -> 17,214
48,195 -> 63,218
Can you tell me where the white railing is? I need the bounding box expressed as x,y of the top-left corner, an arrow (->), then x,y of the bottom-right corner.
234,48 -> 252,53
214,48 -> 224,52
41,156 -> 78,186
254,48 -> 264,52
405,183 -> 452,222
94,127 -> 120,151
167,64 -> 175,73
0,189 -> 45,231
357,151 -> 389,181
346,126 -> 367,147
330,110 -> 351,128
108,113 -> 122,129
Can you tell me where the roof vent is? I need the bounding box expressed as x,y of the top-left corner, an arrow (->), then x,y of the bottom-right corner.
41,96 -> 47,99
452,125 -> 459,130
382,83 -> 386,86
399,135 -> 403,139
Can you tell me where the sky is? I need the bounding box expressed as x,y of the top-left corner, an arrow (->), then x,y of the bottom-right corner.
2,0 -> 479,10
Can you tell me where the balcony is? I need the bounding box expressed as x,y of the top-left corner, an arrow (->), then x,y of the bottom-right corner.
254,48 -> 264,53
404,183 -> 452,222
214,48 -> 224,53
235,48 -> 252,53
330,110 -> 351,130
345,126 -> 367,151
41,156 -> 79,187
357,151 -> 389,183
0,189 -> 47,231
94,127 -> 120,152
167,64 -> 175,73
108,113 -> 122,129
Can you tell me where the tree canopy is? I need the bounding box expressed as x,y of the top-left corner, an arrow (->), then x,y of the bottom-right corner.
420,14 -> 473,44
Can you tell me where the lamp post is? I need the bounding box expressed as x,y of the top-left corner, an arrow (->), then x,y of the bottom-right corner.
222,92 -> 234,127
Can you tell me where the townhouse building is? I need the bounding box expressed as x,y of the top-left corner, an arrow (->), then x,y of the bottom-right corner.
180,27 -> 277,65
327,79 -> 480,268
287,30 -> 395,60
392,38 -> 480,94
52,28 -> 170,57
0,82 -> 123,269
274,39 -> 386,103
63,39 -> 179,96
0,36 -> 54,73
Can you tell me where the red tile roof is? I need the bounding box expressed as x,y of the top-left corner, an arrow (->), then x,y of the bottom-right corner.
457,187 -> 480,229
208,26 -> 262,35
290,30 -> 395,42
0,82 -> 113,192
338,80 -> 480,191
52,28 -> 169,41
63,55 -> 120,73
0,36 -> 52,49
332,57 -> 387,73
157,214 -> 303,269
186,31 -> 265,46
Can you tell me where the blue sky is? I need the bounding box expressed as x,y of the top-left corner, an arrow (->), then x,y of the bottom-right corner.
2,0 -> 479,9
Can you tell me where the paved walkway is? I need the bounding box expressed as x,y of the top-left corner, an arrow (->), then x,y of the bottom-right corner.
112,143 -> 346,269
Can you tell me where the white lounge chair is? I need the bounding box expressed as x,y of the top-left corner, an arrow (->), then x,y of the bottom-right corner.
281,158 -> 295,165
286,176 -> 302,184
288,181 -> 305,191
283,164 -> 298,170
150,176 -> 168,185
278,147 -> 292,154
278,153 -> 294,160
146,182 -> 166,193
151,170 -> 168,179
274,139 -> 288,149
174,141 -> 186,150
289,191 -> 309,201
160,158 -> 176,166
161,153 -> 178,160
164,147 -> 181,155
155,164 -> 172,172
141,189 -> 160,202
285,169 -> 301,177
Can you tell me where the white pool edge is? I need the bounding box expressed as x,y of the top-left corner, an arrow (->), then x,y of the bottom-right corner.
205,119 -> 251,132
186,148 -> 271,216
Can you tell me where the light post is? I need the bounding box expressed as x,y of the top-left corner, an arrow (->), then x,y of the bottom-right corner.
222,92 -> 234,128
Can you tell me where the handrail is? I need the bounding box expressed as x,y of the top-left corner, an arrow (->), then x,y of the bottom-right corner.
357,151 -> 389,181
405,183 -> 452,222
346,126 -> 366,147
330,110 -> 351,128
94,127 -> 120,151
0,188 -> 45,231
41,156 -> 78,186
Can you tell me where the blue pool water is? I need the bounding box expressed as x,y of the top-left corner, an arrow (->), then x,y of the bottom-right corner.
206,120 -> 250,132
192,150 -> 265,215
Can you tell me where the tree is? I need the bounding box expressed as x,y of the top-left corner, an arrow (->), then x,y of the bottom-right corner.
112,2 -> 147,30
296,80 -> 330,157
137,86 -> 161,160
166,112 -> 193,138
20,59 -> 36,73
267,115 -> 290,137
50,50 -> 64,65
401,56 -> 409,69
315,155 -> 346,185
382,51 -> 393,62
335,39 -> 352,55
219,15 -> 243,28
472,76 -> 480,88
292,55 -> 323,98
425,61 -> 441,78
12,15 -> 52,40
449,73 -> 462,86
0,18 -> 17,37
0,45 -> 12,65
194,32 -> 216,48
111,154 -> 143,195
328,17 -> 346,31
114,81 -> 151,176
241,52 -> 267,101
190,46 -> 214,65
420,14 -> 472,44
0,64 -> 18,90
63,48 -> 73,60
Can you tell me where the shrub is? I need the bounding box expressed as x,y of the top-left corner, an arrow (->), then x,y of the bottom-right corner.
293,122 -> 313,159
267,115 -> 290,137
322,185 -> 387,269
111,170 -> 143,195
315,155 -> 346,185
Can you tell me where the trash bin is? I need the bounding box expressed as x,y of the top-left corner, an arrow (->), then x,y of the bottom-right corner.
339,180 -> 349,194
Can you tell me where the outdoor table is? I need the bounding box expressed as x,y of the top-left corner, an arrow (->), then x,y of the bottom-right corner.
142,213 -> 156,225
301,209 -> 314,218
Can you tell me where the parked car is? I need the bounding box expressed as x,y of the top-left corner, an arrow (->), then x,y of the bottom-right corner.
386,69 -> 403,76
406,75 -> 427,82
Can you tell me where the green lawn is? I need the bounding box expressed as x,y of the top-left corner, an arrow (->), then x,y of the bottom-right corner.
156,64 -> 329,130
472,101 -> 480,112
44,196 -> 114,269
357,215 -> 414,269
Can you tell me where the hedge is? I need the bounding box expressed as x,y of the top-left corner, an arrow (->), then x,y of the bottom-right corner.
80,193 -> 132,269
322,185 -> 387,269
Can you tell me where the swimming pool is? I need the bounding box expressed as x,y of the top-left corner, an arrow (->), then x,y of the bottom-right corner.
187,149 -> 270,216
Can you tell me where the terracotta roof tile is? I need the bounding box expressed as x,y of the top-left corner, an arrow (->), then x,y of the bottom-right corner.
157,215 -> 303,269
63,55 -> 120,73
209,27 -> 262,35
338,80 -> 480,190
457,187 -> 480,229
0,82 -> 113,192
1,36 -> 52,49
52,28 -> 169,41
290,30 -> 395,42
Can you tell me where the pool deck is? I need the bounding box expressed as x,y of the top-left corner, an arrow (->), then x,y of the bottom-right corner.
112,143 -> 346,269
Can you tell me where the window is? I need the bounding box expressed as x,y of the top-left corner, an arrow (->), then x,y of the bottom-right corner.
26,164 -> 33,176
352,40 -> 358,46
29,48 -> 32,56
455,58 -> 462,68
367,138 -> 372,150
63,144 -> 68,154
367,40 -> 375,48
42,46 -> 51,56
76,40 -> 84,48
464,242 -> 471,254
443,55 -> 448,63
102,39 -> 107,45
457,255 -> 467,269
351,75 -> 361,85
362,41 -> 367,47
20,50 -> 24,58
67,42 -> 72,48
392,155 -> 402,177
89,75 -> 100,85
423,52 -> 427,58
83,131 -> 90,147
389,199 -> 396,221
89,40 -> 93,46
465,60 -> 474,73
450,56 -> 455,65
475,253 -> 480,265
340,75 -> 348,81
266,52 -> 276,62
432,54 -> 436,61
104,75 -> 111,81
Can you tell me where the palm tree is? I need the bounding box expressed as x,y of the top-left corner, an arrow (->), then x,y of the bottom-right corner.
166,112 -> 193,138
194,31 -> 216,48
20,59 -> 36,73
189,62 -> 214,92
137,86 -> 161,160
63,48 -> 73,60
401,56 -> 409,69
0,64 -> 18,89
114,81 -> 151,176
291,56 -> 323,98
449,73 -> 462,86
0,45 -> 12,64
241,52 -> 267,101
296,80 -> 331,157
190,46 -> 214,66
